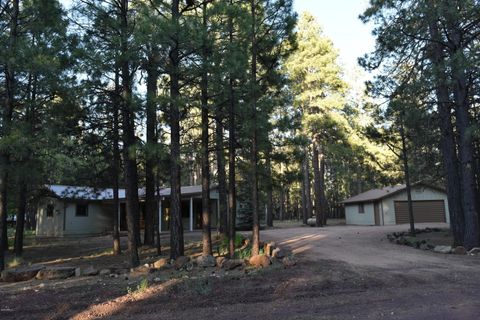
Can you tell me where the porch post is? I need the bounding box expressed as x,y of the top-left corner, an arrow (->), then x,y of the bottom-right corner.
189,197 -> 194,231
158,198 -> 162,233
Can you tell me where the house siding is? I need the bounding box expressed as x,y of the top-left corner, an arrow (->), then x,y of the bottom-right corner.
36,198 -> 65,237
345,202 -> 375,225
381,187 -> 450,225
63,202 -> 113,235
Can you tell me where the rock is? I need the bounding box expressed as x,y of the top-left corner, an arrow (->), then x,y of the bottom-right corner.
272,248 -> 286,259
306,218 -> 316,226
468,247 -> 480,255
1,265 -> 45,282
453,246 -> 467,255
75,267 -> 82,277
222,259 -> 244,270
215,256 -> 226,268
282,256 -> 297,267
249,255 -> 271,268
433,245 -> 452,254
79,266 -> 99,276
419,243 -> 429,250
99,269 -> 111,276
153,258 -> 169,269
131,265 -> 155,274
196,255 -> 216,268
35,266 -> 76,280
174,256 -> 190,270
264,242 -> 276,257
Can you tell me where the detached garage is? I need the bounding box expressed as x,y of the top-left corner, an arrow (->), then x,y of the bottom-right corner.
341,183 -> 450,226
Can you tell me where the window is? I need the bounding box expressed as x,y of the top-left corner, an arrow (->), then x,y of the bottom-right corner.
76,204 -> 88,217
358,203 -> 364,214
46,204 -> 54,217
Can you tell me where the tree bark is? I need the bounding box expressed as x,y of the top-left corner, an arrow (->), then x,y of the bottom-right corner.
227,0 -> 237,258
265,152 -> 274,227
250,0 -> 260,256
144,53 -> 158,246
14,183 -> 27,256
0,0 -> 19,271
201,1 -> 212,256
169,0 -> 184,259
427,19 -> 464,246
301,156 -> 308,225
120,0 -> 140,267
215,117 -> 228,237
319,147 -> 328,225
112,68 -> 122,256
313,138 -> 323,227
399,119 -> 415,235
446,18 -> 479,249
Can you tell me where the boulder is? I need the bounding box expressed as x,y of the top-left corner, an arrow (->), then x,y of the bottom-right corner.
419,243 -> 429,250
264,242 -> 276,257
249,255 -> 271,268
453,246 -> 467,255
306,218 -> 316,226
272,248 -> 286,259
433,245 -> 452,254
153,258 -> 169,269
131,265 -> 155,274
1,265 -> 45,282
174,256 -> 190,270
36,266 -> 76,280
76,266 -> 98,276
282,256 -> 297,267
196,255 -> 216,268
468,247 -> 480,255
222,259 -> 244,270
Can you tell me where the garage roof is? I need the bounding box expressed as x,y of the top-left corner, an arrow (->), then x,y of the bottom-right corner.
340,183 -> 445,204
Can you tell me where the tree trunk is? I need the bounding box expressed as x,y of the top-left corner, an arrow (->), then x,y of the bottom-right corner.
14,183 -> 27,256
305,148 -> 313,219
169,0 -> 184,259
266,152 -> 274,227
144,54 -> 158,246
0,0 -> 19,271
400,119 -> 415,235
427,19 -> 464,246
227,0 -> 237,258
319,147 -> 328,226
301,156 -> 308,225
112,68 -> 122,256
215,117 -> 228,238
201,1 -> 212,256
447,20 -> 479,249
250,0 -> 260,257
120,0 -> 140,267
313,138 -> 323,227
279,186 -> 285,221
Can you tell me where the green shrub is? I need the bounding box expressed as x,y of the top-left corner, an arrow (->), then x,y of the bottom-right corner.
127,278 -> 149,294
219,233 -> 245,255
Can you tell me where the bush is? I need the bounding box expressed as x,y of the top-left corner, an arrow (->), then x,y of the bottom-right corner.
219,233 -> 245,255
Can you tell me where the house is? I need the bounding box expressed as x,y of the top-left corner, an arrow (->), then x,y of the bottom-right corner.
341,183 -> 450,226
36,184 -> 219,237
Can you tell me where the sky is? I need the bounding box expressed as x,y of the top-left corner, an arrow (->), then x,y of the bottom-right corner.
293,0 -> 375,71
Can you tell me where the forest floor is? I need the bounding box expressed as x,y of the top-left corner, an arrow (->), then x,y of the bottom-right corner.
1,222 -> 480,319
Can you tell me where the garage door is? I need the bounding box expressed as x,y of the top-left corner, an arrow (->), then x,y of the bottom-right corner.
394,200 -> 446,224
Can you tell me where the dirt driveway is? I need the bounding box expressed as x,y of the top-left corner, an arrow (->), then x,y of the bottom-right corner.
1,223 -> 480,320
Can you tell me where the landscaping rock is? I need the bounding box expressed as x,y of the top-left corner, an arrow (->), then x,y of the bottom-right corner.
1,265 -> 45,282
307,218 -> 316,226
453,246 -> 467,255
131,265 -> 155,274
222,259 -> 244,270
249,255 -> 271,268
36,266 -> 76,280
433,245 -> 452,254
196,255 -> 216,268
75,265 -> 98,276
99,268 -> 111,276
272,248 -> 286,259
264,242 -> 276,257
282,256 -> 297,267
153,258 -> 169,269
468,247 -> 480,255
174,256 -> 190,270
419,243 -> 429,250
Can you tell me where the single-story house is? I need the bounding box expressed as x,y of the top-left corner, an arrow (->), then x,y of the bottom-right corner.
36,184 -> 219,237
341,183 -> 450,226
